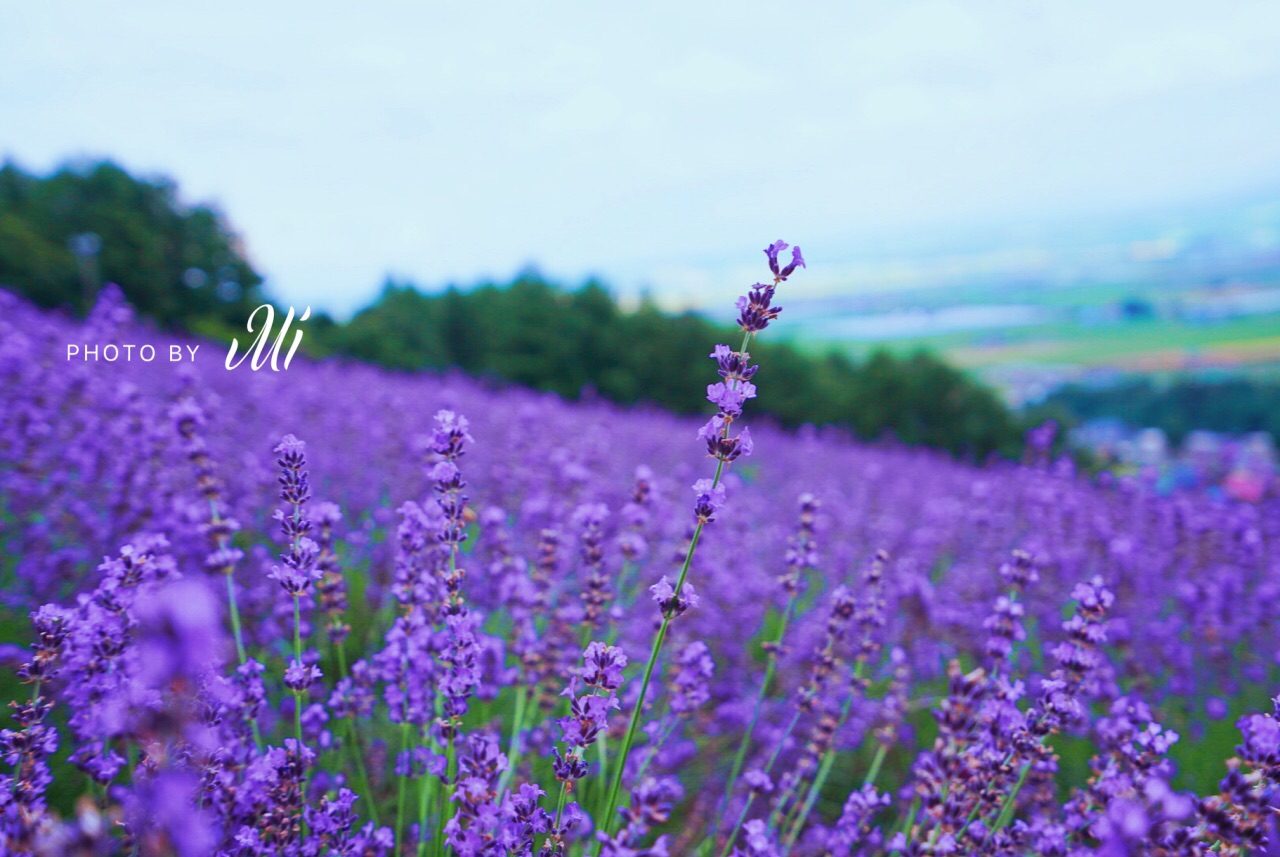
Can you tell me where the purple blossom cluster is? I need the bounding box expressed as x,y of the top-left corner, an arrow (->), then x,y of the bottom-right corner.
2,241 -> 1280,856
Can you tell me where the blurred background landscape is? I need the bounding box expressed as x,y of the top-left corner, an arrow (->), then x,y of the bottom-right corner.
3,1 -> 1279,496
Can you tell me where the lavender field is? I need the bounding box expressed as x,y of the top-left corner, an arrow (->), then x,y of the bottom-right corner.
2,247 -> 1279,856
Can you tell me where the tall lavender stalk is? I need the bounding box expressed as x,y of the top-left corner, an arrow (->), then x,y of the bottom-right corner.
422,409 -> 480,857
268,434 -> 323,830
171,398 -> 262,752
596,240 -> 804,848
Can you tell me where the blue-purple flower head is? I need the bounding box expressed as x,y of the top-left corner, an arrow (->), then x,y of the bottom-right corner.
743,768 -> 774,795
571,502 -> 609,533
1071,575 -> 1115,620
711,344 -> 758,383
557,693 -> 618,748
650,576 -> 698,619
21,605 -> 70,684
765,239 -> 805,281
552,746 -> 590,782
698,418 -> 753,463
692,478 -> 727,524
312,501 -> 342,529
734,239 -> 803,333
1027,419 -> 1059,453
429,410 -> 474,459
999,550 -> 1038,590
706,381 -> 757,419
284,658 -> 323,693
268,535 -> 321,595
30,604 -> 70,656
274,434 -> 311,507
169,398 -> 206,435
429,460 -> 464,491
735,288 -> 782,335
580,641 -> 627,692
275,433 -> 306,461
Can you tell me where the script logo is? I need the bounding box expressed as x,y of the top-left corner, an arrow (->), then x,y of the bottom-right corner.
226,305 -> 311,371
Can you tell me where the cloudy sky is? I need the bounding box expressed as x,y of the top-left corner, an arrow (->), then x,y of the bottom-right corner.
4,1 -> 1280,315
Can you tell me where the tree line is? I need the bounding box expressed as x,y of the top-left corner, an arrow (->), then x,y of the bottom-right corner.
0,158 -> 1026,458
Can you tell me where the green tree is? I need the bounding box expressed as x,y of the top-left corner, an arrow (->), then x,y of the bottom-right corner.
0,159 -> 266,327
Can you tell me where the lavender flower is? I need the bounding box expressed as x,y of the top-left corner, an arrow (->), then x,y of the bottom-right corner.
764,239 -> 805,281
581,642 -> 628,693
650,576 -> 699,619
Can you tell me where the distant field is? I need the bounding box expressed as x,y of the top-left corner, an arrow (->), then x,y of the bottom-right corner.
790,312 -> 1280,368
780,279 -> 1280,407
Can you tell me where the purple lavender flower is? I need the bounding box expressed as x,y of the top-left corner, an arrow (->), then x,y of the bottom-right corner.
735,287 -> 782,335
650,576 -> 699,619
706,381 -> 757,419
711,344 -> 758,383
558,693 -> 620,748
283,658 -> 323,692
763,239 -> 805,281
581,642 -> 628,692
692,479 -> 727,525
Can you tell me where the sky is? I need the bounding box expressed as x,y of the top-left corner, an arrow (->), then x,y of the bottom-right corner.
4,1 -> 1280,316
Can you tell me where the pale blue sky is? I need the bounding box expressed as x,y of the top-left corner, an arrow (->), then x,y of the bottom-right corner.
4,1 -> 1280,315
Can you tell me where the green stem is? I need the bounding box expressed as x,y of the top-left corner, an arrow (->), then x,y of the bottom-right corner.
863,742 -> 888,787
225,573 -> 248,664
597,733 -> 609,802
395,720 -> 412,848
432,731 -> 455,857
776,783 -> 805,846
717,594 -> 797,835
597,610 -> 674,847
335,634 -> 349,679
783,741 -> 888,855
333,634 -> 379,822
417,746 -> 434,857
224,573 -> 263,752
547,780 -> 569,855
762,714 -> 812,835
291,596 -> 308,836
954,721 -> 1046,842
632,715 -> 678,786
988,761 -> 1032,837
346,719 -> 380,827
608,560 -> 636,637
495,685 -> 530,797
779,661 -> 870,847
719,710 -> 801,857
783,755 -> 833,851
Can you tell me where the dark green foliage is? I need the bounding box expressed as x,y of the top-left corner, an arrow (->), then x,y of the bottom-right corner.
315,276 -> 1026,458
0,158 -> 266,327
1043,377 -> 1280,444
